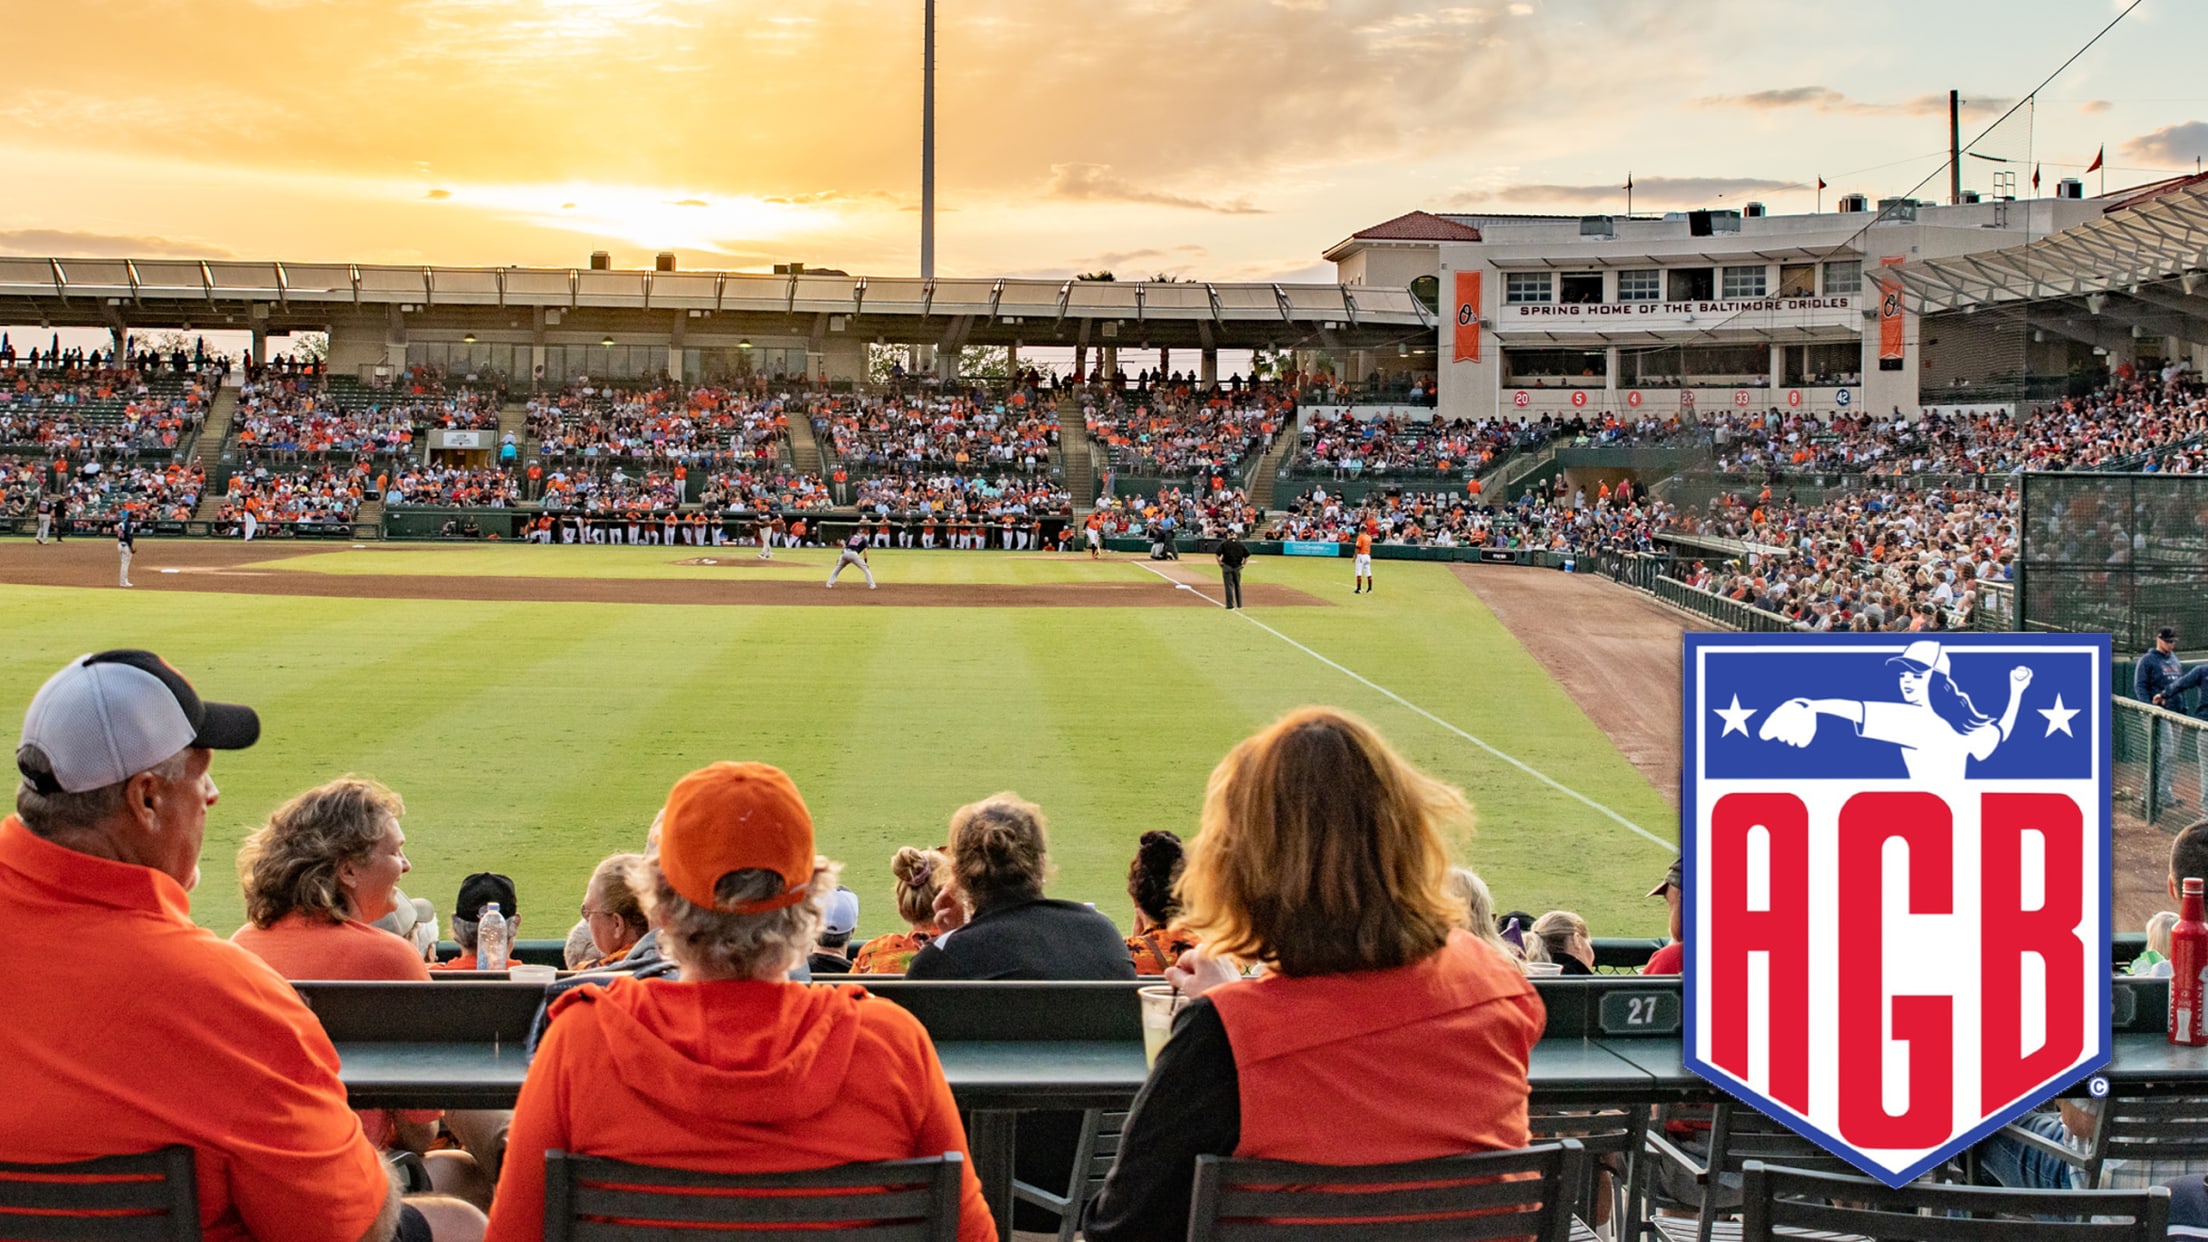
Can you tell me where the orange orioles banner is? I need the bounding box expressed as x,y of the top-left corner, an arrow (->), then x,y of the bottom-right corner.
1453,271 -> 1482,363
1875,257 -> 1905,362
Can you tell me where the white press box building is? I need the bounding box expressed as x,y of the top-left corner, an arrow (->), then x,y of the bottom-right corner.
1321,181 -> 2189,423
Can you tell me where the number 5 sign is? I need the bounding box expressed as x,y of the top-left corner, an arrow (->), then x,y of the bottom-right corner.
1571,390 -> 1587,408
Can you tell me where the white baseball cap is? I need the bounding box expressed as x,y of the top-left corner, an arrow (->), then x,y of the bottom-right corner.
822,887 -> 860,936
18,650 -> 260,794
1887,639 -> 1951,676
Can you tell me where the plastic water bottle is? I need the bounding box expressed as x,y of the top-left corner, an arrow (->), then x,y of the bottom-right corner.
2171,879 -> 2206,1046
477,902 -> 511,974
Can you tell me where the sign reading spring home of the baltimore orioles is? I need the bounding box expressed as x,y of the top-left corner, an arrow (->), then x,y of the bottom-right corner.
1682,633 -> 2112,1186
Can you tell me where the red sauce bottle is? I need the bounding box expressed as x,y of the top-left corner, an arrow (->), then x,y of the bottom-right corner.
2171,877 -> 2207,1046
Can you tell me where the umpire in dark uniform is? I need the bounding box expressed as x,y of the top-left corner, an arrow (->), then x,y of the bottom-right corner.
1216,532 -> 1250,610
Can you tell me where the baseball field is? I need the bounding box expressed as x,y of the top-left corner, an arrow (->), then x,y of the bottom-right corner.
0,538 -> 1684,941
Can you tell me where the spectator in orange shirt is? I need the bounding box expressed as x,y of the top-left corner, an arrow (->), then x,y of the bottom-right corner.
231,777 -> 490,1202
0,649 -> 483,1242
851,845 -> 947,974
483,763 -> 996,1242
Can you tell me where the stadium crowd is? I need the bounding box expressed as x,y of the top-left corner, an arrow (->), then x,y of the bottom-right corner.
381,466 -> 520,509
0,455 -> 45,516
1666,483 -> 2014,631
5,641 -> 1673,1242
535,467 -> 680,515
232,376 -> 418,458
1086,385 -> 1286,475
1294,410 -> 1554,478
61,462 -> 207,520
700,467 -> 835,512
0,364 -> 211,456
814,392 -> 1058,472
217,464 -> 372,527
525,382 -> 791,464
851,471 -> 1073,517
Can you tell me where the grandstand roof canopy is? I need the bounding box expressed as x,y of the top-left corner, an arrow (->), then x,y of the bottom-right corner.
1901,175 -> 2208,316
0,258 -> 1434,353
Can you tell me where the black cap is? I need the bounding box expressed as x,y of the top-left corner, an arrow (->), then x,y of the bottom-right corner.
2162,627 -> 2180,642
455,872 -> 517,923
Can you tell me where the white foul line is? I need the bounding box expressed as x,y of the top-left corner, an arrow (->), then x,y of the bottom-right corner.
1135,560 -> 1674,852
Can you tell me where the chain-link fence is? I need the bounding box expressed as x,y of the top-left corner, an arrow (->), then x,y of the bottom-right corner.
2019,473 -> 2208,650
2117,697 -> 2208,828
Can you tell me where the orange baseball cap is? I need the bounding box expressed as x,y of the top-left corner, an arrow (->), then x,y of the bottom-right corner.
657,762 -> 815,912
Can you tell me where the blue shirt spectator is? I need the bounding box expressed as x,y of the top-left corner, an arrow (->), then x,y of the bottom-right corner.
2138,627 -> 2184,705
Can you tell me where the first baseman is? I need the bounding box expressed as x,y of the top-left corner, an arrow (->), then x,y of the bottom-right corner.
826,528 -> 877,589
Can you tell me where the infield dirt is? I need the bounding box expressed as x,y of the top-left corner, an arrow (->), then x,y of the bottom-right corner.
0,539 -> 1325,609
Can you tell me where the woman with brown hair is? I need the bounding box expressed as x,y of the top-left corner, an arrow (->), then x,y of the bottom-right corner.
903,793 -> 1133,981
231,776 -> 487,1200
1084,707 -> 1543,1242
231,776 -> 429,983
851,846 -> 948,974
1124,829 -> 1200,975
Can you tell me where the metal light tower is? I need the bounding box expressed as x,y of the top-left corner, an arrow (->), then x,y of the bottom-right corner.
921,0 -> 935,281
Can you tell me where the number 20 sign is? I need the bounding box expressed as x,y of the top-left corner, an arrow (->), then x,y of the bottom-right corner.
1683,633 -> 2111,1185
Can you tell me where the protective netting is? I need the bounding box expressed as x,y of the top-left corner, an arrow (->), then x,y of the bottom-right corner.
2116,697 -> 2208,829
2020,472 -> 2208,650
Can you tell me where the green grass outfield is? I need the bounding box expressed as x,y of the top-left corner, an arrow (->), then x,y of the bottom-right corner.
0,549 -> 1678,942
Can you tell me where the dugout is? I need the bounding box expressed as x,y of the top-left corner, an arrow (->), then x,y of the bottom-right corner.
2018,472 -> 2208,652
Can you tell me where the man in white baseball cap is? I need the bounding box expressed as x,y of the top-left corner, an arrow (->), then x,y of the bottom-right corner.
0,649 -> 485,1242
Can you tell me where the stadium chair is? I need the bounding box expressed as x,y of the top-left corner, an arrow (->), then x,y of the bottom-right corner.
1009,1105 -> 1126,1242
1987,1094 -> 2208,1189
1643,1102 -> 1870,1242
1740,1161 -> 2167,1242
0,1145 -> 201,1241
1186,1138 -> 1584,1242
1531,1105 -> 1650,1242
540,1150 -> 963,1241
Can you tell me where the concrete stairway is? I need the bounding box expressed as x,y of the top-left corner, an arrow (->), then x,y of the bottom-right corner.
187,385 -> 241,519
192,385 -> 239,470
786,411 -> 826,479
1058,401 -> 1096,510
497,400 -> 530,457
1246,428 -> 1300,511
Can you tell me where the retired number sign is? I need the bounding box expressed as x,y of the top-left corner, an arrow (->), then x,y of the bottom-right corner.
1682,633 -> 2111,1185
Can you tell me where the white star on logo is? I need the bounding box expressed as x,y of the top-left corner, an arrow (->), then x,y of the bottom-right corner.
1715,694 -> 1755,738
2038,694 -> 2079,738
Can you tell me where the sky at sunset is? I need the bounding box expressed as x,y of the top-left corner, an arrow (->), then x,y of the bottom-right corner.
4,0 -> 2205,284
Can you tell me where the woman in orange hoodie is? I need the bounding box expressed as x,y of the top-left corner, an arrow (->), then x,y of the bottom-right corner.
484,763 -> 995,1242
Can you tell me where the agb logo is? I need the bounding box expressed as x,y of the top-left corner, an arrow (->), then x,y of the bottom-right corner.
1683,633 -> 2111,1185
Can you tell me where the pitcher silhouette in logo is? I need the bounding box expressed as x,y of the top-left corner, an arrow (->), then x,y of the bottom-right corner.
1758,639 -> 2033,782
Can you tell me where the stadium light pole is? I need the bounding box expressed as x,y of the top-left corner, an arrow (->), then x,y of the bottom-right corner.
921,0 -> 935,282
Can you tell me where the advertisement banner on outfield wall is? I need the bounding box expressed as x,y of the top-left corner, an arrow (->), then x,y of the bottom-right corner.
1282,541 -> 1342,557
1453,271 -> 1482,363
1681,632 -> 2111,1186
1875,257 -> 1906,362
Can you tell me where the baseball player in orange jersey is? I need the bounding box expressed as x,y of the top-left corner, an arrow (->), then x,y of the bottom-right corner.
1354,528 -> 1374,594
1085,511 -> 1104,558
